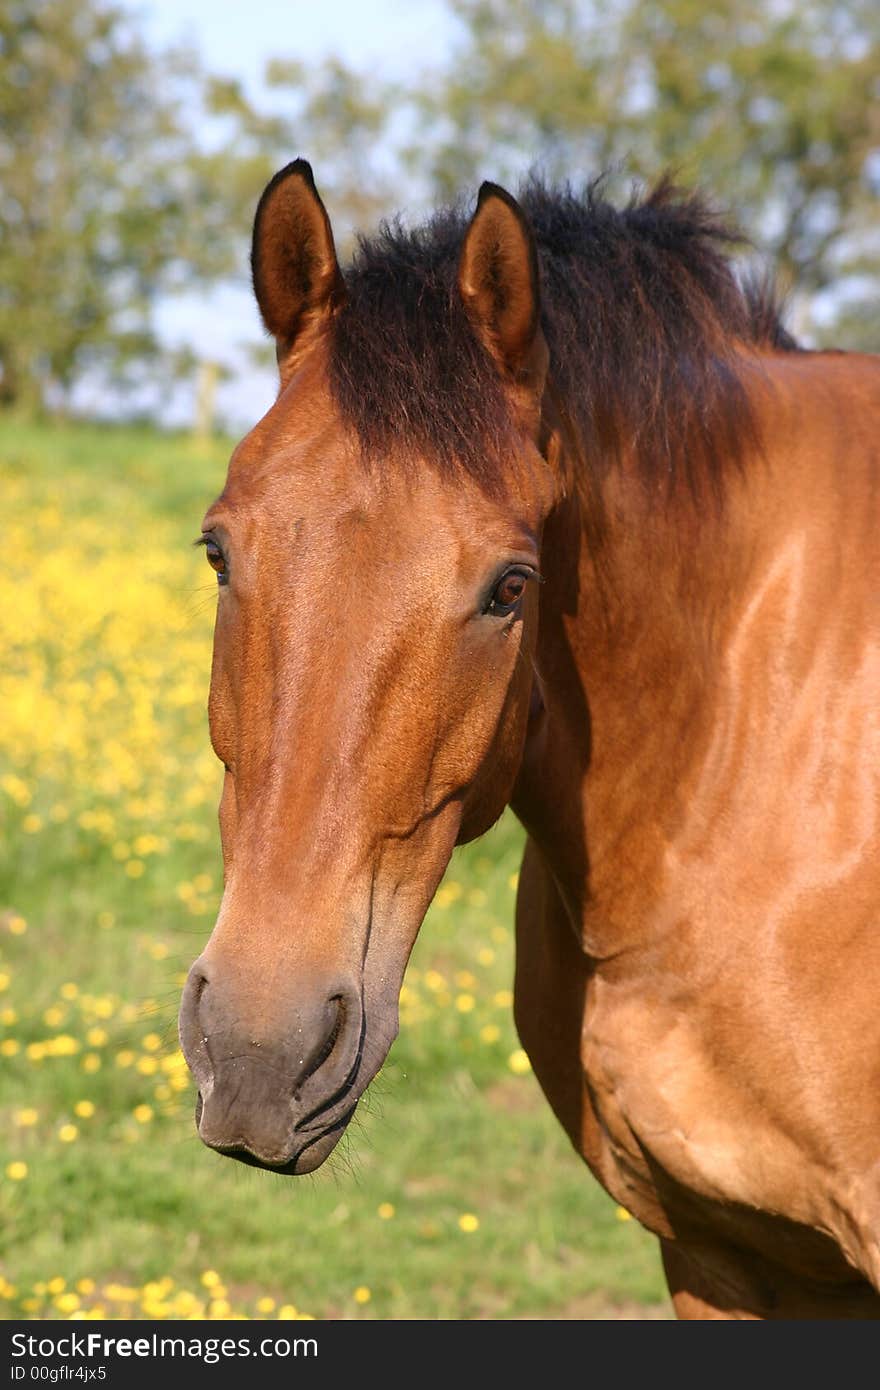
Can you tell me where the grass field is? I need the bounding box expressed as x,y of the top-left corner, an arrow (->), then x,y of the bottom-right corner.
0,419 -> 670,1321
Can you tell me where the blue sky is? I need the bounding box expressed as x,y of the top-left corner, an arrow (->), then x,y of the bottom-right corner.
112,1 -> 457,432
131,0 -> 455,91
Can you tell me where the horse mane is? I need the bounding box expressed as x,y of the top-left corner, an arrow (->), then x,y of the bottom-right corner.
328,174 -> 797,497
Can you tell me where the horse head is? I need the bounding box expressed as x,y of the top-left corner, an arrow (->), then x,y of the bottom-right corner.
178,161 -> 555,1172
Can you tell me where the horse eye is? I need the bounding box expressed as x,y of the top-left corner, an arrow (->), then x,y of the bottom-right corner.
204,539 -> 228,584
487,570 -> 528,616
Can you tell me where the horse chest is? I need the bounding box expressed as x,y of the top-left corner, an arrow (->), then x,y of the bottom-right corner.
578,971 -> 878,1283
577,976 -> 757,1226
575,973 -> 817,1234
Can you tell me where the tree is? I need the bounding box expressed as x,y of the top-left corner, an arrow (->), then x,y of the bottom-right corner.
4,0 -> 877,414
405,0 -> 880,343
0,0 -> 411,414
0,0 -> 253,412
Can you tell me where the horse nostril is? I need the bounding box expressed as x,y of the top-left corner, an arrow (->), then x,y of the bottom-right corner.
178,962 -> 213,1092
295,994 -> 347,1097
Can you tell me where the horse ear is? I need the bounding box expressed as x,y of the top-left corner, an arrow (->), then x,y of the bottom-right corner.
458,182 -> 542,382
251,159 -> 346,366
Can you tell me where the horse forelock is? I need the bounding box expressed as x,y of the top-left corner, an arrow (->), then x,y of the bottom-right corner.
325,174 -> 796,505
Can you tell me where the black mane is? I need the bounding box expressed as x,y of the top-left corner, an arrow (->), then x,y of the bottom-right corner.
329,175 -> 795,493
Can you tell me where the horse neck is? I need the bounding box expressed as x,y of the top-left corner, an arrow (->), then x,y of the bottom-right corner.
512,428 -> 757,954
513,347 -> 879,958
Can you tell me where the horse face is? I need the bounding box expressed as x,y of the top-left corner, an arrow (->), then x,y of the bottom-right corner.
178,162 -> 554,1172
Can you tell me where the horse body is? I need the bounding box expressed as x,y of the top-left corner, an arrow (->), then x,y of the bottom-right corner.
513,350 -> 880,1314
179,162 -> 880,1317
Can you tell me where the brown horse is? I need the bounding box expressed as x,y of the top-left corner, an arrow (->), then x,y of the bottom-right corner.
178,160 -> 880,1319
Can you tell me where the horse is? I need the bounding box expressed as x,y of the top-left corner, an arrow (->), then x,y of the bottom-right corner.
178,159 -> 880,1319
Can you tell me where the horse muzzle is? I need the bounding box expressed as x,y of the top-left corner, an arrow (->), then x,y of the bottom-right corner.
178,954 -> 368,1173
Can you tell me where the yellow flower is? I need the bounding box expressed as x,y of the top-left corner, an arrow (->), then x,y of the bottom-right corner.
455,993 -> 475,1013
115,1050 -> 135,1068
0,972 -> 9,992
22,813 -> 43,833
458,1212 -> 480,1233
377,1202 -> 395,1220
58,1124 -> 79,1143
76,1279 -> 96,1295
8,916 -> 26,935
74,1100 -> 95,1118
200,1270 -> 221,1289
171,1291 -> 200,1316
46,1277 -> 66,1295
5,1161 -> 28,1181
124,859 -> 144,878
508,1049 -> 531,1075
142,1278 -> 173,1300
255,1296 -> 276,1314
134,834 -> 164,856
55,1292 -> 80,1314
142,1032 -> 162,1052
86,1027 -> 108,1046
43,1006 -> 65,1027
103,1284 -> 138,1302
81,1053 -> 101,1073
14,1108 -> 38,1126
133,1104 -> 153,1124
352,1286 -> 371,1304
479,1024 -> 500,1044
615,1206 -> 632,1222
60,982 -> 79,1000
277,1304 -> 298,1319
2,775 -> 31,807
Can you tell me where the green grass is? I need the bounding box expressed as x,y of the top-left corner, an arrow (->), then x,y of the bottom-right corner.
0,418 -> 669,1321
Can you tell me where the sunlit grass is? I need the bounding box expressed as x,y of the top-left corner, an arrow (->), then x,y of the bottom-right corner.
0,420 -> 669,1321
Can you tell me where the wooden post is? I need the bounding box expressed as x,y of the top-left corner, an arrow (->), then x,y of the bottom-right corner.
193,359 -> 219,443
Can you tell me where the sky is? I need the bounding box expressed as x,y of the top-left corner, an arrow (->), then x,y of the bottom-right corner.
111,0 -> 457,433
131,0 -> 454,96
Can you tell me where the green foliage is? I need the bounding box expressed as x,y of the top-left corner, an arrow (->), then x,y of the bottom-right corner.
0,420 -> 668,1320
0,1 -> 419,416
405,0 -> 880,342
3,1 -> 878,412
0,0 -> 236,411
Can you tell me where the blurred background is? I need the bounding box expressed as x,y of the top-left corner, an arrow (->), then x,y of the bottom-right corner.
0,0 -> 877,1322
